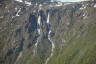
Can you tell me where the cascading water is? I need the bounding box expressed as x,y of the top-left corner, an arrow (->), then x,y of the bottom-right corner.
45,12 -> 55,64
33,13 -> 41,56
33,4 -> 43,56
47,13 -> 50,24
37,15 -> 41,34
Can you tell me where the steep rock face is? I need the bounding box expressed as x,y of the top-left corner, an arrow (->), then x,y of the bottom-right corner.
0,0 -> 96,64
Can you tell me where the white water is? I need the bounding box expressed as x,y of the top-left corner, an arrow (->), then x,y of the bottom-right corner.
45,13 -> 55,64
33,4 -> 42,56
38,15 -> 41,26
37,15 -> 41,35
33,15 -> 41,56
47,13 -> 50,24
16,8 -> 21,16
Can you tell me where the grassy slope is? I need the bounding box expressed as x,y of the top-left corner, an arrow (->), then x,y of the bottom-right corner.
48,7 -> 96,64
49,24 -> 96,64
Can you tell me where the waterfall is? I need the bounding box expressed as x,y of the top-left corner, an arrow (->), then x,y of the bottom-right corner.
37,15 -> 41,25
33,4 -> 42,56
37,15 -> 41,34
16,8 -> 21,16
45,13 -> 55,64
47,13 -> 50,24
33,14 -> 41,56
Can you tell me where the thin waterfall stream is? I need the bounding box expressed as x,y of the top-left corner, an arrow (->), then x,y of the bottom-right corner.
45,13 -> 55,64
33,14 -> 41,56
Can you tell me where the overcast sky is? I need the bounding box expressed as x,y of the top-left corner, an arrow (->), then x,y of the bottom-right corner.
53,0 -> 87,2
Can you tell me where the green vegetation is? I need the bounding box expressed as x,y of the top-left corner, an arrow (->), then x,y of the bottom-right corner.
48,6 -> 96,64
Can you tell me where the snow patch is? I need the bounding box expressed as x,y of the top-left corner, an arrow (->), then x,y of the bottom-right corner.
24,1 -> 32,6
15,0 -> 23,2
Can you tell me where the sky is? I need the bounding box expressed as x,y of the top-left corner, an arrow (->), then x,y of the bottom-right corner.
52,0 -> 87,2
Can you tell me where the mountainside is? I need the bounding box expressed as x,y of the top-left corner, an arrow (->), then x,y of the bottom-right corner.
0,0 -> 96,64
